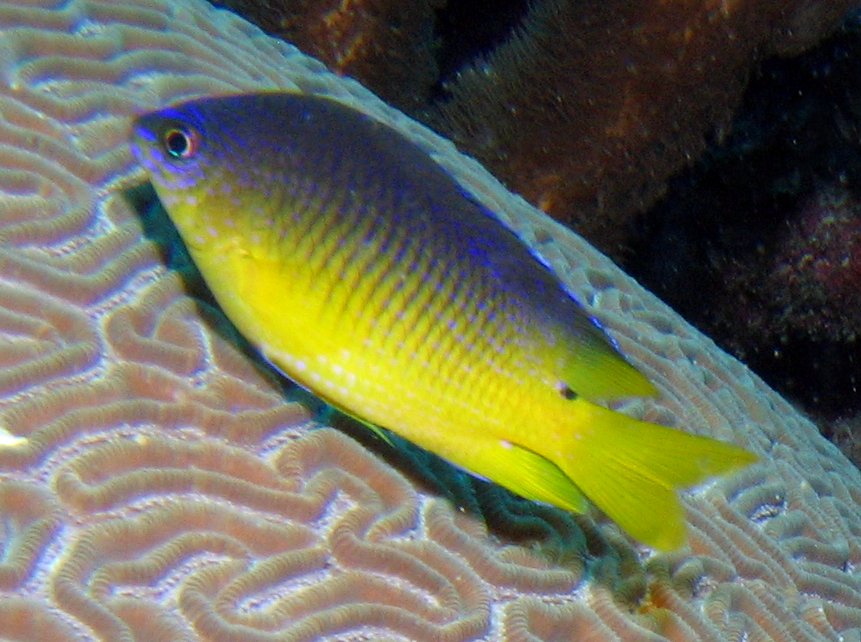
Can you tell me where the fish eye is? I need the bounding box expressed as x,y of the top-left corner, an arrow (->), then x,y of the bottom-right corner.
162,126 -> 198,160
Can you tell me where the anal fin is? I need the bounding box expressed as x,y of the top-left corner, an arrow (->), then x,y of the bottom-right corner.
455,438 -> 588,513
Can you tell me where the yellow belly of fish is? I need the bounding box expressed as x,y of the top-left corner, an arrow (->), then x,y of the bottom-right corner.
194,243 -> 567,469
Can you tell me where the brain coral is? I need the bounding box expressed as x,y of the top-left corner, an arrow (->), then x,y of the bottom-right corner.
0,0 -> 860,640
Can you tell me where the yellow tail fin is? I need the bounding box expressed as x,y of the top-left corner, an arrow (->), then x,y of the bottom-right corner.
558,400 -> 757,551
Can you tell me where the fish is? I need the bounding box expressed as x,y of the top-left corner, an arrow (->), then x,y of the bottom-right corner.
130,92 -> 756,551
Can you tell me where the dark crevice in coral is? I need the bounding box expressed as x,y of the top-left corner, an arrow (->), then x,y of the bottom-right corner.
627,13 -> 861,451
431,0 -> 530,99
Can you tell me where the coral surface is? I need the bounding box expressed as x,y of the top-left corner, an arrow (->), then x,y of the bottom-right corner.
0,0 -> 860,640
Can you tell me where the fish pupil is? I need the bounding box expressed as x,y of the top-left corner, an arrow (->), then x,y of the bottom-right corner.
163,127 -> 195,160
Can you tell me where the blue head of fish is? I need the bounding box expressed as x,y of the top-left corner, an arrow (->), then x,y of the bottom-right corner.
130,93 -> 308,250
130,91 -> 436,256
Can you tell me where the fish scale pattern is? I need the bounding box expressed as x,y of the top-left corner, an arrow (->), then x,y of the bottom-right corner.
0,0 -> 860,640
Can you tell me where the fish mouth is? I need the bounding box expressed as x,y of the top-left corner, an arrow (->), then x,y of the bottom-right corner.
129,115 -> 168,178
131,112 -> 160,144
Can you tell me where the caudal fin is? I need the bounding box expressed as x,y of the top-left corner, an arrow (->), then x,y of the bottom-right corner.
559,400 -> 757,551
